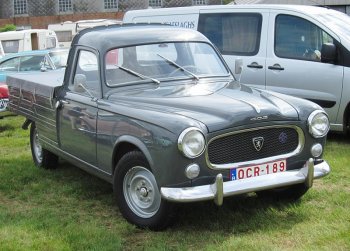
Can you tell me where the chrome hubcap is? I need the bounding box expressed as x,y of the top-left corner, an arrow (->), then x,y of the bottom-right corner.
33,128 -> 43,163
123,166 -> 161,218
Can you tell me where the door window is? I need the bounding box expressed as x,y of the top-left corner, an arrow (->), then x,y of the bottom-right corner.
275,15 -> 334,62
198,13 -> 262,56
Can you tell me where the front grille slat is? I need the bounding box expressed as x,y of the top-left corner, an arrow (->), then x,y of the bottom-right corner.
208,128 -> 299,165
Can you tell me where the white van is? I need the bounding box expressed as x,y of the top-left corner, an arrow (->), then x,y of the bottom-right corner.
48,21 -> 76,48
124,5 -> 350,134
48,19 -> 122,48
0,43 -> 4,58
0,29 -> 58,54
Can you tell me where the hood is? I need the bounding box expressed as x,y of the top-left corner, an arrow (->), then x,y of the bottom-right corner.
107,81 -> 299,132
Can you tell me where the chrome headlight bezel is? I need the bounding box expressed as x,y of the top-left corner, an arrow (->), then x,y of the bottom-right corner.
308,110 -> 330,138
178,127 -> 206,159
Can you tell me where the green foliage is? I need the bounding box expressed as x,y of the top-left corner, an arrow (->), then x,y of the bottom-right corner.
0,115 -> 350,250
0,24 -> 16,32
223,0 -> 234,4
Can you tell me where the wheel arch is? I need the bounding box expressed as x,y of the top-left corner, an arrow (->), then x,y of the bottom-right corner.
343,101 -> 350,134
112,135 -> 154,176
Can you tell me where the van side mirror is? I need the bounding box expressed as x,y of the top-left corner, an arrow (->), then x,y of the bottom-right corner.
235,58 -> 243,75
321,43 -> 337,63
73,74 -> 86,93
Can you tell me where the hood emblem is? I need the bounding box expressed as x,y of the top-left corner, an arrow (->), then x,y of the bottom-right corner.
252,137 -> 264,151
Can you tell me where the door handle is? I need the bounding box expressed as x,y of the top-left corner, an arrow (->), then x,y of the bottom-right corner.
247,63 -> 263,69
268,64 -> 284,71
55,100 -> 69,109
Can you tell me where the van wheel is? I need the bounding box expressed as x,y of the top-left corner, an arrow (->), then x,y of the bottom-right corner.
257,183 -> 309,201
113,151 -> 175,230
30,123 -> 58,169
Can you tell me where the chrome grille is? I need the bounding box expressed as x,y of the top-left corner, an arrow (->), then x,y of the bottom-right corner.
207,127 -> 300,166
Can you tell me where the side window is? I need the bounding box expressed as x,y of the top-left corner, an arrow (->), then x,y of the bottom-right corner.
275,15 -> 334,62
71,50 -> 100,97
19,55 -> 46,71
1,40 -> 20,53
198,13 -> 262,56
46,37 -> 57,49
0,57 -> 20,71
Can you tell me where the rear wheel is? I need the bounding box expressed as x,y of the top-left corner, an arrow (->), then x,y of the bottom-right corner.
30,122 -> 58,169
113,151 -> 175,230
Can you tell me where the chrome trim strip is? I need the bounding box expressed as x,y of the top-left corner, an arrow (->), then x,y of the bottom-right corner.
160,159 -> 330,203
205,125 -> 305,170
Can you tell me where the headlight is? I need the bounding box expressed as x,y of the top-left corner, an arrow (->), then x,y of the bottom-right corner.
308,110 -> 330,138
178,127 -> 206,158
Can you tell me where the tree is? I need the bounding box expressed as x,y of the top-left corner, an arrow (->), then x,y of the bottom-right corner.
0,24 -> 16,32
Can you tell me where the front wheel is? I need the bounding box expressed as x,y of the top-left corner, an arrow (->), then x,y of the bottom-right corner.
30,122 -> 58,169
113,151 -> 175,230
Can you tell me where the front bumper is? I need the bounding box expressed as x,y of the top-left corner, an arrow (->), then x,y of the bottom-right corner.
161,158 -> 330,205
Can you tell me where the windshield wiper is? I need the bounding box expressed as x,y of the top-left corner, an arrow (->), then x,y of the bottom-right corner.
116,65 -> 160,84
157,54 -> 199,81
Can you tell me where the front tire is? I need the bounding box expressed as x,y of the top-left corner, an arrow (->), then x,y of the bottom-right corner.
113,151 -> 175,230
30,122 -> 58,169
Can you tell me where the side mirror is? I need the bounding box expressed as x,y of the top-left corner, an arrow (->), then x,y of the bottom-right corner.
235,58 -> 243,75
73,74 -> 86,93
321,43 -> 337,63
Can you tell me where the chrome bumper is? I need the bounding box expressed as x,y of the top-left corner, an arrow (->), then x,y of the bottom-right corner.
161,159 -> 330,206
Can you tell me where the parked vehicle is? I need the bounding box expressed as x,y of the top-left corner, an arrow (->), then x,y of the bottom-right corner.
0,84 -> 9,118
48,19 -> 122,48
0,43 -> 4,58
0,49 -> 69,82
7,24 -> 330,230
124,5 -> 350,134
0,49 -> 68,117
0,29 -> 58,54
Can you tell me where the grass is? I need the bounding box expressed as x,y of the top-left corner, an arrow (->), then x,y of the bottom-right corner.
1,115 -> 349,250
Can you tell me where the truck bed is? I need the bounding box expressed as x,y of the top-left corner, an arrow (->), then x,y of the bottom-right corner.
7,70 -> 64,126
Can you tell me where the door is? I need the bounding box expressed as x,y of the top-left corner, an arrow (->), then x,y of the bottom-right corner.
31,33 -> 39,50
198,9 -> 269,88
266,12 -> 343,124
58,49 -> 101,165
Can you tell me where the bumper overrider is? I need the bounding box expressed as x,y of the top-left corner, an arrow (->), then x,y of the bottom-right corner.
161,158 -> 330,206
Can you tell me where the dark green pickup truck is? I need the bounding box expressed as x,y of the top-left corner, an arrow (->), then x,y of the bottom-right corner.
7,24 -> 330,230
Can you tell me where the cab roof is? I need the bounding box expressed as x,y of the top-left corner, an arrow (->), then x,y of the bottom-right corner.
71,24 -> 210,53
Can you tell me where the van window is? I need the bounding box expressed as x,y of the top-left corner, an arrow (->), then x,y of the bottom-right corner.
275,15 -> 334,62
46,37 -> 57,49
55,31 -> 73,43
198,13 -> 262,56
1,40 -> 20,53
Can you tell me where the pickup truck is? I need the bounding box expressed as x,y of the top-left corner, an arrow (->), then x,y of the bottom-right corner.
7,24 -> 331,230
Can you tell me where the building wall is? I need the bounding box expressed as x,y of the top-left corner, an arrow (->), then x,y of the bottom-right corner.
0,0 -> 222,29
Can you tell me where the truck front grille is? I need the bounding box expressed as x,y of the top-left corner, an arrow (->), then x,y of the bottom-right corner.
207,127 -> 301,167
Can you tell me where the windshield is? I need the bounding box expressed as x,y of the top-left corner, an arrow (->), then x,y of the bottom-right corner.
105,42 -> 229,86
49,50 -> 69,68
